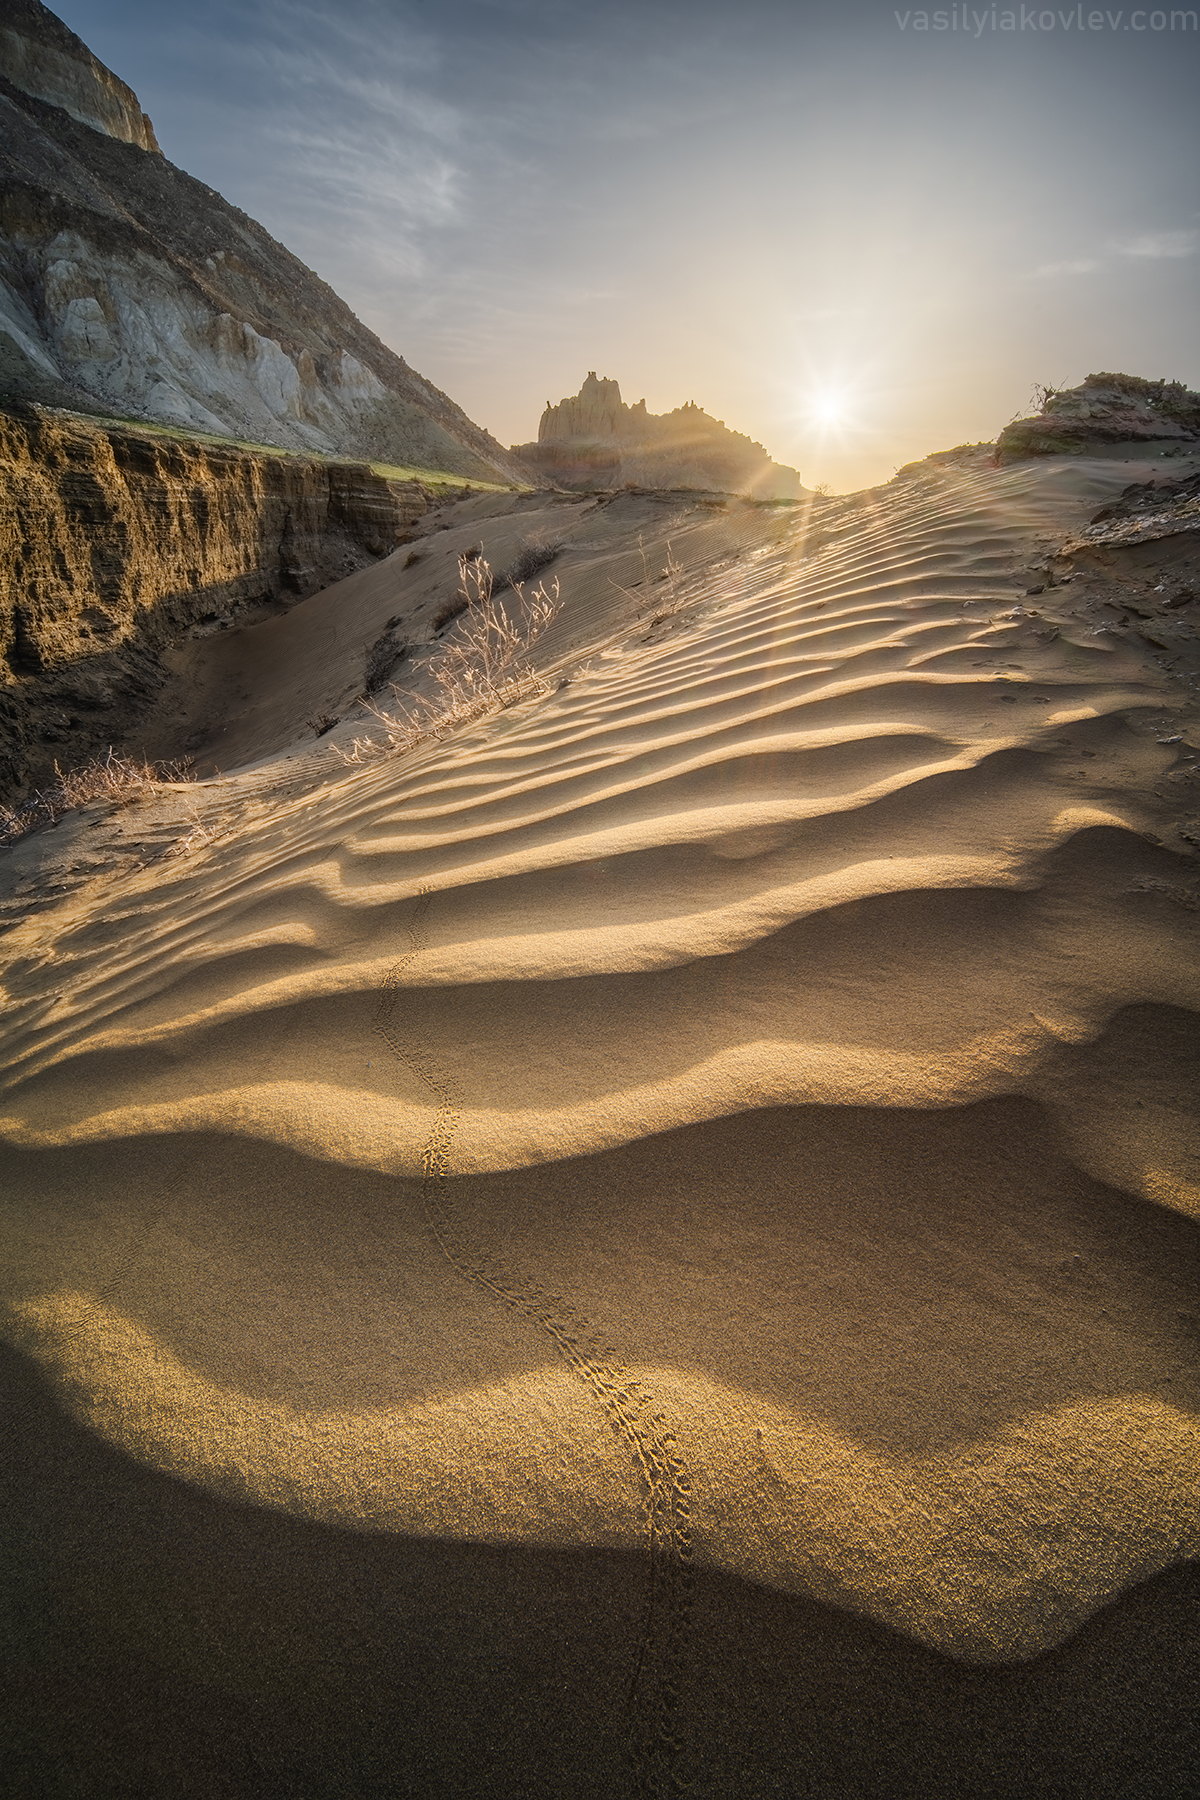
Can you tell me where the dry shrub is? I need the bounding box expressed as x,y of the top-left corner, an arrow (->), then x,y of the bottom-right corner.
492,531 -> 564,595
0,748 -> 195,846
363,614 -> 412,693
171,802 -> 223,858
336,557 -> 560,765
644,541 -> 688,627
431,595 -> 470,632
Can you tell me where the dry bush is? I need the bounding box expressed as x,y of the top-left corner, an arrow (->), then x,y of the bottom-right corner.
171,803 -> 223,857
492,531 -> 564,595
645,541 -> 688,626
0,748 -> 196,846
335,557 -> 561,765
1028,379 -> 1068,415
431,595 -> 470,632
431,551 -> 494,632
363,614 -> 412,694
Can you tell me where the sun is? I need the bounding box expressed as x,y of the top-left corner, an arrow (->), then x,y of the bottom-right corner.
809,388 -> 850,429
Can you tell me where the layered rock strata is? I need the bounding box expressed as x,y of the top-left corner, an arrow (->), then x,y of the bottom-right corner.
0,404 -> 432,795
0,2 -> 522,482
513,371 -> 803,499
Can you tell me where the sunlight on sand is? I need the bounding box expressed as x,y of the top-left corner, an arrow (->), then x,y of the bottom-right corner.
2,458 -> 1198,1713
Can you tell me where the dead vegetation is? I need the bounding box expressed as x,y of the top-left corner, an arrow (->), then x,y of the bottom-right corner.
363,615 -> 413,693
1,748 -> 196,846
492,531 -> 565,595
431,551 -> 492,633
336,556 -> 561,765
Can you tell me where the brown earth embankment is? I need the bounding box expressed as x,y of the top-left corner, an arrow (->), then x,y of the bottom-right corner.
0,405 -> 433,794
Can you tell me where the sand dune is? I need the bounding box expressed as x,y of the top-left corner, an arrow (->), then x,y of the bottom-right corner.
3,454 -> 1199,1792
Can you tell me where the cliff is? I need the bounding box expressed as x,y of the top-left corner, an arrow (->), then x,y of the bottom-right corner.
0,0 -> 159,151
0,2 -> 523,483
0,404 -> 434,795
513,371 -> 803,499
997,373 -> 1200,461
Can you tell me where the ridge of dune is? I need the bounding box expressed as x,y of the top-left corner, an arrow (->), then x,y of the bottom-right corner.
8,1286 -> 1199,1664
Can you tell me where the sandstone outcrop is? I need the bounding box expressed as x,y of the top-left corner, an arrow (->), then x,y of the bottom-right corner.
0,404 -> 433,795
0,2 -> 523,482
513,371 -> 803,499
997,373 -> 1200,461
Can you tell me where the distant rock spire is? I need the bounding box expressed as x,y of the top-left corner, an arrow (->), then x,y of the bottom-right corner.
520,371 -> 804,498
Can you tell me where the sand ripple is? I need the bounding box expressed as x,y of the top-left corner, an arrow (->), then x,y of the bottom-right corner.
2,463 -> 1197,1689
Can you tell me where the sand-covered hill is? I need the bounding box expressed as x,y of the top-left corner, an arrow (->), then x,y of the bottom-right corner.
514,370 -> 803,498
0,2 -> 522,481
2,436 -> 1198,1795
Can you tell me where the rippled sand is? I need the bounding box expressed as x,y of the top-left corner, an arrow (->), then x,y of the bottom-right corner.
3,457 -> 1198,1795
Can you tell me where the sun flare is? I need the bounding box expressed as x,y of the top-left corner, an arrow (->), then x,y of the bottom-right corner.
809,388 -> 851,429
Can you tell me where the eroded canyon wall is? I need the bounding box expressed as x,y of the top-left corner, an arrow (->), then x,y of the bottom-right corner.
0,405 -> 431,794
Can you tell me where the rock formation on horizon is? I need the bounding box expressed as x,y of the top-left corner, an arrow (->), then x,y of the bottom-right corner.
513,371 -> 804,499
0,0 -> 521,482
997,372 -> 1200,461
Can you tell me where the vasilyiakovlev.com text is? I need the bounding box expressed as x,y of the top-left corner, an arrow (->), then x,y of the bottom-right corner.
895,7 -> 1197,28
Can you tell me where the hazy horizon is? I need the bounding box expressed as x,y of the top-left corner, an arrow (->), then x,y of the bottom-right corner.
50,0 -> 1200,491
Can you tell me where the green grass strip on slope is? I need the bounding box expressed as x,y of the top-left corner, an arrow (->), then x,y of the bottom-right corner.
26,405 -> 529,493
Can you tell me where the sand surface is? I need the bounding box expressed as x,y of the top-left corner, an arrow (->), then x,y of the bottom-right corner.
3,453 -> 1199,1795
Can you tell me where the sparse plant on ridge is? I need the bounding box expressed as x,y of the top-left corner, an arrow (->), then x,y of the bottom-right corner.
0,748 -> 196,846
171,801 -> 225,857
335,556 -> 561,765
645,541 -> 689,628
1030,380 -> 1068,413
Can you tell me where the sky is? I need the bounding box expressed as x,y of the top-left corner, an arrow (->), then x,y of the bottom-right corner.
51,0 -> 1200,491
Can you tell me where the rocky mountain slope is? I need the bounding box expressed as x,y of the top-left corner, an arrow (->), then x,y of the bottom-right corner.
0,0 -> 521,482
513,371 -> 803,498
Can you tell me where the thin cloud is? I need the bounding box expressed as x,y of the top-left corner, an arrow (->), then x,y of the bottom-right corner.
1116,229 -> 1197,260
1030,258 -> 1101,278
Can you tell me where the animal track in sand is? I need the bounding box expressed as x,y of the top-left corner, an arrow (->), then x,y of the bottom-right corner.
374,888 -> 695,1796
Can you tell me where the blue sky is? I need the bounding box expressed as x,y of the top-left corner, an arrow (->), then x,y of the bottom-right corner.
51,0 -> 1200,488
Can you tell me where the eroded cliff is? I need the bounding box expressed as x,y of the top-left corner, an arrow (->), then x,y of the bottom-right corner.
0,404 -> 433,794
0,0 -> 159,151
0,2 -> 523,482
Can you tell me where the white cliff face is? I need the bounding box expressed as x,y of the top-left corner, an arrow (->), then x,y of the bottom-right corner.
0,5 -> 520,481
0,21 -> 160,152
1,228 -> 401,452
0,275 -> 60,381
